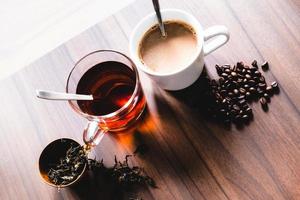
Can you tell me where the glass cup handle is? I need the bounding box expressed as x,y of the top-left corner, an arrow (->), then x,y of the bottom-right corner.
203,25 -> 230,56
83,120 -> 107,147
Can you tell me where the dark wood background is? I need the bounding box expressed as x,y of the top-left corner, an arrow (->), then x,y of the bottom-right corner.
1,0 -> 300,199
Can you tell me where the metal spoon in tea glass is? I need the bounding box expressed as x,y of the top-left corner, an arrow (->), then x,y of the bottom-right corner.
152,0 -> 166,37
36,82 -> 129,101
36,90 -> 93,101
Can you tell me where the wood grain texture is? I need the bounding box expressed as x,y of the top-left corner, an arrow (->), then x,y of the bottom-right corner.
0,0 -> 300,199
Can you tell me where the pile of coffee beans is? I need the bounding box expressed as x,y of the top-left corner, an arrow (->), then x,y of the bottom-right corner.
206,60 -> 279,124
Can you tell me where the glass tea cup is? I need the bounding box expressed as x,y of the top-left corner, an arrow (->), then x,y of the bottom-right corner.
66,50 -> 146,147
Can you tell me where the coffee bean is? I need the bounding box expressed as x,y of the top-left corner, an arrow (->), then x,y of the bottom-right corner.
242,103 -> 250,110
246,92 -> 251,97
263,93 -> 270,101
230,109 -> 237,115
249,66 -> 257,71
220,109 -> 226,114
244,107 -> 252,114
228,92 -> 234,97
226,83 -> 232,89
271,81 -> 278,89
220,90 -> 227,96
257,88 -> 264,95
239,88 -> 246,94
221,73 -> 228,77
223,64 -> 230,69
259,76 -> 265,83
260,97 -> 267,106
243,84 -> 250,89
261,61 -> 269,71
237,74 -> 244,79
219,77 -> 225,84
242,115 -> 249,120
232,81 -> 238,86
248,79 -> 256,86
231,96 -> 238,102
238,95 -> 245,100
251,60 -> 258,68
258,83 -> 266,89
254,71 -> 261,77
215,93 -> 222,100
255,77 -> 261,83
225,69 -> 231,73
241,69 -> 246,74
215,65 -> 222,75
237,62 -> 244,69
233,104 -> 240,111
241,103 -> 249,109
245,74 -> 251,79
249,87 -> 256,93
225,97 -> 231,101
233,89 -> 239,95
239,99 -> 246,105
231,72 -> 237,77
232,65 -> 237,71
266,86 -> 273,94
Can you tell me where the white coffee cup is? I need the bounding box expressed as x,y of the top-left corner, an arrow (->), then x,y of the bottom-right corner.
129,9 -> 230,90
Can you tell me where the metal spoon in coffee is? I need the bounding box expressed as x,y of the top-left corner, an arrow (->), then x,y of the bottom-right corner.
152,0 -> 166,37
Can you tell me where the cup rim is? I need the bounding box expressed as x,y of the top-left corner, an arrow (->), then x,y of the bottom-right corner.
66,50 -> 140,120
129,9 -> 204,77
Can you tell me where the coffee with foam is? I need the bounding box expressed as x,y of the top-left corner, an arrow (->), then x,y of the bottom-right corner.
138,21 -> 198,74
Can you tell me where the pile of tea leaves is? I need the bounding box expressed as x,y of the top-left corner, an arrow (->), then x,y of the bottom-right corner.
47,145 -> 87,186
47,145 -> 155,189
111,155 -> 155,187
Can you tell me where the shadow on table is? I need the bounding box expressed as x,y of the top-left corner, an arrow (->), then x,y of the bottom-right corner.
109,77 -> 230,183
166,68 -> 254,129
94,68 -> 281,198
65,69 -> 261,199
67,168 -> 144,200
67,169 -> 123,200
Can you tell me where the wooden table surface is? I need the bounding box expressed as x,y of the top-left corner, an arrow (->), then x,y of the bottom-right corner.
1,0 -> 300,199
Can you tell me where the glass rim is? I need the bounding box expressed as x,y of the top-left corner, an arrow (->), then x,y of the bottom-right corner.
66,49 -> 140,120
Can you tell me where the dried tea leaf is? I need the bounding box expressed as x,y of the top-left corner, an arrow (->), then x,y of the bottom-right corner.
47,145 -> 87,186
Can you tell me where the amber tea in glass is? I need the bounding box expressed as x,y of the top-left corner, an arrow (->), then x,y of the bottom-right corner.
67,50 -> 146,146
